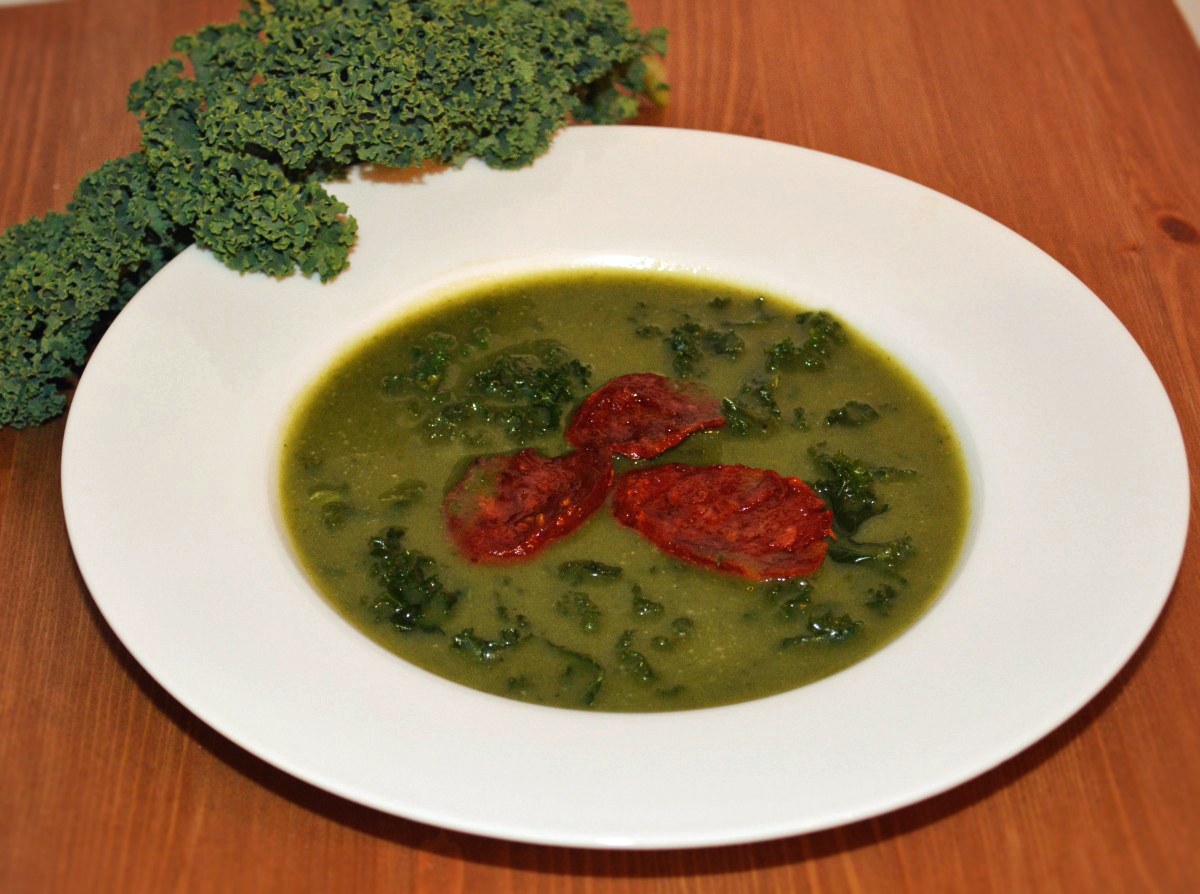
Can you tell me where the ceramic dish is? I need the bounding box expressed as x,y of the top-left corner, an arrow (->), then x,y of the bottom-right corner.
61,127 -> 1188,849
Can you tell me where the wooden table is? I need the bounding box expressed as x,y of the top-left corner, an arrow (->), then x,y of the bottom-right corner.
2,1 -> 1198,891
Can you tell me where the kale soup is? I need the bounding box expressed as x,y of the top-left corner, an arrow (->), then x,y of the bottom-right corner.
279,268 -> 970,711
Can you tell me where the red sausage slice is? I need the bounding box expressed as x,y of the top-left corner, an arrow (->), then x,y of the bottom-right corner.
444,449 -> 613,562
612,464 -> 833,580
565,373 -> 725,460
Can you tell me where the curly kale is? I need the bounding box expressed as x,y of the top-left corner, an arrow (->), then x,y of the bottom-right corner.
1,0 -> 667,428
417,340 -> 592,445
827,535 -> 917,580
808,445 -> 923,584
130,0 -> 665,279
763,578 -> 814,621
808,446 -> 890,536
0,154 -> 189,428
545,640 -> 606,706
368,526 -> 460,632
615,630 -> 655,683
384,332 -> 463,394
557,559 -> 623,583
780,609 -> 861,647
663,320 -> 745,377
630,585 -> 664,619
452,626 -> 522,662
555,591 -> 604,632
722,376 -> 782,435
468,342 -> 591,425
824,400 -> 880,427
764,310 -> 846,372
865,583 -> 900,615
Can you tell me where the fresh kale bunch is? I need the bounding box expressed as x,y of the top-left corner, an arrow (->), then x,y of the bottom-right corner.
0,154 -> 191,428
0,0 -> 667,428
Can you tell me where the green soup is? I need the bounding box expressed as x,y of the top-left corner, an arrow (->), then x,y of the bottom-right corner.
280,268 -> 970,711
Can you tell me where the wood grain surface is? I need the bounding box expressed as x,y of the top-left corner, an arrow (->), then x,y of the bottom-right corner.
2,1 -> 1198,891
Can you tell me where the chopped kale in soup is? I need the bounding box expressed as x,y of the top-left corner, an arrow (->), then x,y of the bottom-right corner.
280,269 -> 969,711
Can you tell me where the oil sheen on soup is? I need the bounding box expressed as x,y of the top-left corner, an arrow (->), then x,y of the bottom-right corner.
279,268 -> 970,712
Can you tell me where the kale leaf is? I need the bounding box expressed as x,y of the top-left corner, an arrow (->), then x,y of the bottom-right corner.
764,578 -> 814,620
386,337 -> 591,445
824,400 -> 880,427
0,154 -> 189,428
808,447 -> 889,536
547,640 -> 607,706
466,341 -> 592,438
557,560 -> 623,584
765,310 -> 846,372
827,535 -> 917,580
555,591 -> 603,633
615,630 -> 655,683
865,584 -> 900,615
2,0 -> 667,427
383,332 -> 462,394
665,320 -> 745,377
780,610 -> 861,646
631,585 -> 664,619
722,376 -> 782,436
368,526 -> 460,632
452,626 -> 522,662
420,340 -> 591,444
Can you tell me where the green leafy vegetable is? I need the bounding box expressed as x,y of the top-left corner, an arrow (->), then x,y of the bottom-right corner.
320,500 -> 355,530
865,584 -> 900,615
419,340 -> 592,444
664,320 -> 745,377
557,559 -> 623,583
808,446 -> 889,536
555,591 -> 603,632
670,617 -> 695,638
764,578 -> 814,620
827,535 -> 916,579
309,483 -> 355,528
452,626 -> 522,662
466,341 -> 592,438
1,0 -> 667,428
368,526 -> 460,632
722,376 -> 781,436
764,310 -> 846,372
630,585 -> 664,619
780,610 -> 861,646
487,634 -> 607,706
825,400 -> 880,427
0,154 -> 189,428
546,640 -> 606,706
383,332 -> 462,394
615,630 -> 655,682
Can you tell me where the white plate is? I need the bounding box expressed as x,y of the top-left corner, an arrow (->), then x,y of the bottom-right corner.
61,127 -> 1188,849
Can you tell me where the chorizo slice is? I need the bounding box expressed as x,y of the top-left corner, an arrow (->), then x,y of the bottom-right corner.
565,373 -> 725,460
444,448 -> 612,562
612,463 -> 833,580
